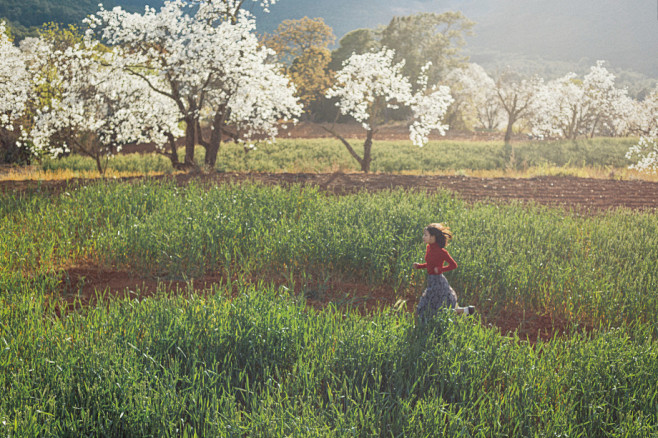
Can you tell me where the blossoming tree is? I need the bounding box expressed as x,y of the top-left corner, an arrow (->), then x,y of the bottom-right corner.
187,0 -> 278,23
626,86 -> 658,173
581,61 -> 630,138
531,61 -> 630,140
325,49 -> 453,173
0,21 -> 30,163
493,69 -> 543,143
87,0 -> 301,169
26,37 -> 182,174
445,63 -> 502,131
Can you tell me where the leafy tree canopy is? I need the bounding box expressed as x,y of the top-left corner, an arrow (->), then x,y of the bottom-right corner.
262,16 -> 335,65
329,12 -> 473,86
329,28 -> 381,71
381,11 -> 474,86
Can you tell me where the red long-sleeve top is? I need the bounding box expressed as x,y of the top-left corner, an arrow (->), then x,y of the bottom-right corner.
415,243 -> 457,275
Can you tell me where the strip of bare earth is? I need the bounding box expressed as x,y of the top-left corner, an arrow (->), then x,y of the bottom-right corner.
2,172 -> 657,212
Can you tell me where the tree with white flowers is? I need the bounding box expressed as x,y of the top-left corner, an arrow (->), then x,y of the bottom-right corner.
325,49 -> 453,173
623,85 -> 658,138
626,134 -> 658,173
408,64 -> 454,147
0,22 -> 28,130
531,73 -> 585,140
494,69 -> 543,143
581,61 -> 630,138
27,37 -> 182,174
185,0 -> 278,23
0,21 -> 31,163
87,0 -> 301,169
626,86 -> 658,173
531,61 -> 630,140
445,63 -> 502,131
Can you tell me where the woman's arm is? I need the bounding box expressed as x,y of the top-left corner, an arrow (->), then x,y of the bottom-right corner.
440,249 -> 458,273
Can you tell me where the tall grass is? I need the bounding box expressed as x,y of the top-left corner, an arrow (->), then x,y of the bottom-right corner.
216,137 -> 640,173
40,153 -> 174,174
2,180 -> 657,435
2,180 -> 656,328
1,283 -> 657,436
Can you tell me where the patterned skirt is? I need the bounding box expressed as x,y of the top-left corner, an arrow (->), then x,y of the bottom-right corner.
416,274 -> 458,320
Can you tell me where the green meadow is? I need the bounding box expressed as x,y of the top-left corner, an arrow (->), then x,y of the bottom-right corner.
1,177 -> 657,436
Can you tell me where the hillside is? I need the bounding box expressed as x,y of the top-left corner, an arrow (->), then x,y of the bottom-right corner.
0,0 -> 151,28
251,0 -> 658,78
2,0 -> 657,81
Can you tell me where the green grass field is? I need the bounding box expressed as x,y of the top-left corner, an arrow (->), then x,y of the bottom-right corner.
2,179 -> 657,436
20,136 -> 642,178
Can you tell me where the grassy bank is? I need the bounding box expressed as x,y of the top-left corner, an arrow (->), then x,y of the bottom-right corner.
2,137 -> 652,181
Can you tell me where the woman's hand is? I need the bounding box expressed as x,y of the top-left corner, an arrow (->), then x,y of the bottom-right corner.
413,263 -> 419,269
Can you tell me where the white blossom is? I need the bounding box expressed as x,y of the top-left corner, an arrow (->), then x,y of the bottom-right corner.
0,21 -> 29,130
626,134 -> 658,173
531,61 -> 630,139
445,63 -> 502,131
326,49 -> 412,131
531,73 -> 585,139
27,37 -> 181,166
326,48 -> 452,146
87,1 -> 300,165
625,86 -> 658,137
625,86 -> 658,173
409,85 -> 453,146
189,0 -> 278,21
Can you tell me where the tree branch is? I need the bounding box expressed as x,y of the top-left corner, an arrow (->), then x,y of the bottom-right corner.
321,125 -> 363,166
125,66 -> 175,101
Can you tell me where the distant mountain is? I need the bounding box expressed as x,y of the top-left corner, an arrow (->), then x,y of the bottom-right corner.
249,0 -> 658,78
3,0 -> 657,79
0,0 -> 152,28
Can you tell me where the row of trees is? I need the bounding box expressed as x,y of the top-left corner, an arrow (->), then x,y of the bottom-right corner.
446,62 -> 657,172
260,14 -> 657,172
0,1 -> 464,173
1,0 -> 657,173
1,1 -> 304,172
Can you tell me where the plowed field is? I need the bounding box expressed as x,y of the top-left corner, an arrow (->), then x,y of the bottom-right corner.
4,171 -> 657,212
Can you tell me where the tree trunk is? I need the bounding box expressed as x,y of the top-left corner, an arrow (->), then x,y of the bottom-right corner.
504,119 -> 515,144
590,116 -> 600,139
362,128 -> 373,173
161,132 -> 186,170
205,107 -> 227,168
184,115 -> 196,165
94,154 -> 104,175
321,125 -> 365,171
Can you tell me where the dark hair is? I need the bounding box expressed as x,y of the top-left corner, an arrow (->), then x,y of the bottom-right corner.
425,223 -> 452,248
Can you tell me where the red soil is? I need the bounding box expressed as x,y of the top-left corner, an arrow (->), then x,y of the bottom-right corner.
57,265 -> 565,344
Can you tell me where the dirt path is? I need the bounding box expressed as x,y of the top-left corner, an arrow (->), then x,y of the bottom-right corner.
4,172 -> 656,212
57,266 -> 565,344
214,172 -> 658,212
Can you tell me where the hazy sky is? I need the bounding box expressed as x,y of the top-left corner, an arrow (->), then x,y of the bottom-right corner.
253,0 -> 658,76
